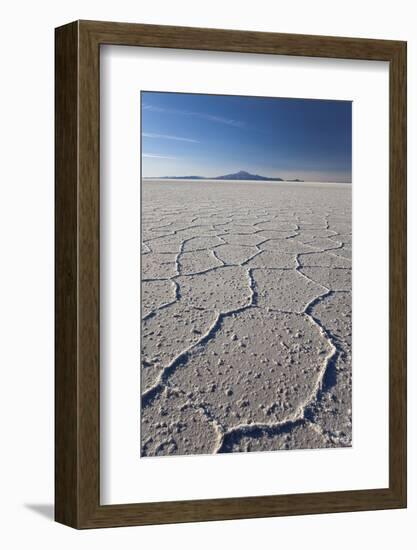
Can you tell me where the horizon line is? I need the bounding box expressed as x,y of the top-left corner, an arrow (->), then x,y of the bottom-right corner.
141,169 -> 351,184
142,176 -> 352,183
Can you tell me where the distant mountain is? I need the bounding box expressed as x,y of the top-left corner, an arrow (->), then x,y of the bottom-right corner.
214,170 -> 283,181
148,170 -> 303,182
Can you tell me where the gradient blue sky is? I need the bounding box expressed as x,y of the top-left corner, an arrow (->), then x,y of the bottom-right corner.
141,91 -> 352,182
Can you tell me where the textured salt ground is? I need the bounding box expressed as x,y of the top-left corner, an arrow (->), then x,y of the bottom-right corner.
167,308 -> 332,428
142,279 -> 176,318
253,268 -> 326,312
141,302 -> 217,392
141,387 -> 219,456
141,180 -> 352,456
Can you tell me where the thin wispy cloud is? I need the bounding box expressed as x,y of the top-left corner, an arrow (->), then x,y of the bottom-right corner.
142,104 -> 245,128
143,153 -> 177,159
142,132 -> 199,143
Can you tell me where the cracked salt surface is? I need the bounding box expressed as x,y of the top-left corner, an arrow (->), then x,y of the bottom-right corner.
141,180 -> 352,456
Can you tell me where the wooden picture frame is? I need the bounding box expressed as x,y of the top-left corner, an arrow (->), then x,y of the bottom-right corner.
55,20 -> 407,528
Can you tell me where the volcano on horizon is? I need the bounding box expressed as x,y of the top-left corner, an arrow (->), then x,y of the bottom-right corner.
146,170 -> 304,182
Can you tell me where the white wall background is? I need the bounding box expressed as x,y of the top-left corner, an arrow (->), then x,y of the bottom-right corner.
0,0 -> 415,547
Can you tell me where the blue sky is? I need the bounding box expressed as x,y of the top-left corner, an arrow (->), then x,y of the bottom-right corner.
141,91 -> 352,182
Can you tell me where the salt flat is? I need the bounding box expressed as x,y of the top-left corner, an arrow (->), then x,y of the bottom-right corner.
141,179 -> 352,456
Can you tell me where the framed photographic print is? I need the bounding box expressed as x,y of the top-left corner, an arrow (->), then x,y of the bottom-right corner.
55,20 -> 407,528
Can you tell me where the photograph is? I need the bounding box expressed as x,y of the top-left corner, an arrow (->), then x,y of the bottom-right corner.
140,91 -> 352,457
